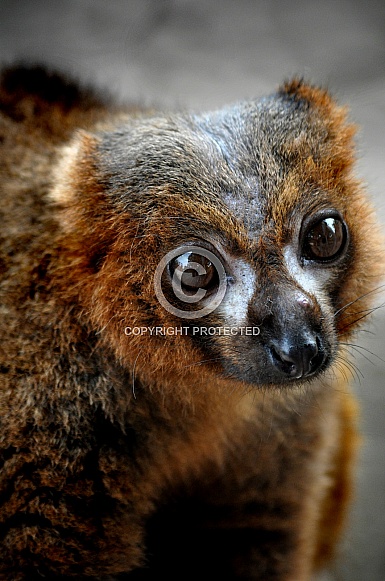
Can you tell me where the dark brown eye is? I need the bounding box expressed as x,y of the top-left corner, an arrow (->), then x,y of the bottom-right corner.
302,216 -> 347,262
169,252 -> 218,292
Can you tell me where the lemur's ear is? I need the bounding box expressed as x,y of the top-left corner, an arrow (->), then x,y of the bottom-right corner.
49,130 -> 120,278
280,79 -> 355,134
279,78 -> 357,176
279,78 -> 344,116
50,130 -> 100,207
50,129 -> 113,240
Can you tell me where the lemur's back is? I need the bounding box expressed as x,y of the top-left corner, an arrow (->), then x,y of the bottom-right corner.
0,66 -> 382,580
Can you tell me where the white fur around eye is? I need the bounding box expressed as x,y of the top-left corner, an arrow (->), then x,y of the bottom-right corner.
217,259 -> 256,326
283,245 -> 330,301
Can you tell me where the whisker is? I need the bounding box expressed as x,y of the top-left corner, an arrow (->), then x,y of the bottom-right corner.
340,342 -> 385,365
338,305 -> 382,319
333,353 -> 364,383
182,356 -> 223,369
338,302 -> 385,331
334,284 -> 385,318
355,328 -> 376,336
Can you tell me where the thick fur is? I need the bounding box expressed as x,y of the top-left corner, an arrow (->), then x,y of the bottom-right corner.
0,66 -> 383,580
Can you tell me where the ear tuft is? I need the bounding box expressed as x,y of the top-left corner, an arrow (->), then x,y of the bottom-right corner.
279,77 -> 350,120
279,77 -> 356,150
279,78 -> 334,109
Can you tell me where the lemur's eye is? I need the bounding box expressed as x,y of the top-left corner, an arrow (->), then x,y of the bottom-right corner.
169,252 -> 219,292
302,216 -> 348,262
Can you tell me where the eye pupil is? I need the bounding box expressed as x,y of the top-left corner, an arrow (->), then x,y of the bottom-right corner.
303,217 -> 347,262
170,252 -> 217,291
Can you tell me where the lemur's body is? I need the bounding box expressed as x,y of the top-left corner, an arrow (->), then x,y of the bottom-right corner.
0,66 -> 382,580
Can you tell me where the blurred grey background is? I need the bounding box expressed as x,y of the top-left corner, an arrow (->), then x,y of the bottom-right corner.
0,1 -> 384,579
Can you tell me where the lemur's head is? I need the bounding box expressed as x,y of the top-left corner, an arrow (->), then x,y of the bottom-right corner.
52,80 -> 383,392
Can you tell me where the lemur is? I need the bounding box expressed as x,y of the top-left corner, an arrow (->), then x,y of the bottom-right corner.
0,65 -> 383,580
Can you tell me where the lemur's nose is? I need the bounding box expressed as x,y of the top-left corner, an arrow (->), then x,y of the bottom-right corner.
269,336 -> 324,379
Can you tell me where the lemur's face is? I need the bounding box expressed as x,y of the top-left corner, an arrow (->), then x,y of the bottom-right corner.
154,210 -> 349,386
63,82 -> 379,389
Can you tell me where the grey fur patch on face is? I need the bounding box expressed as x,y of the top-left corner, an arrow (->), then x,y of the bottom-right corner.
217,256 -> 257,327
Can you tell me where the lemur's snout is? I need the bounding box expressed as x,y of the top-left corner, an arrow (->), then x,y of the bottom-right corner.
255,287 -> 328,382
269,334 -> 325,379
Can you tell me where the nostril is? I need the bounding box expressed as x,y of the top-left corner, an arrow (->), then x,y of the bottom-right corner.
269,337 -> 324,379
301,341 -> 319,376
270,343 -> 307,378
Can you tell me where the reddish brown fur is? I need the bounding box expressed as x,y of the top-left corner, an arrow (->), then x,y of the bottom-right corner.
0,66 -> 383,580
